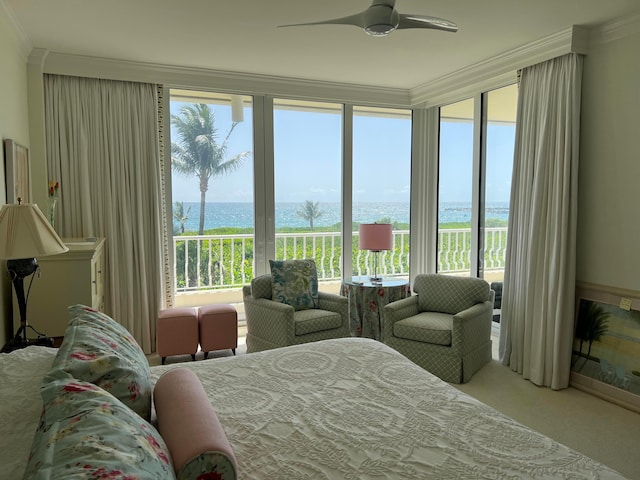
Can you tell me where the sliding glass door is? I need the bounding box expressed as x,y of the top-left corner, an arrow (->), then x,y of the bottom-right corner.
483,84 -> 517,284
169,89 -> 254,298
438,98 -> 475,276
352,106 -> 411,280
166,86 -> 523,305
437,84 -> 517,281
273,99 -> 343,289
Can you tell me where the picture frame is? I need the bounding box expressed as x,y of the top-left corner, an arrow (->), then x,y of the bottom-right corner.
4,139 -> 31,204
570,282 -> 640,413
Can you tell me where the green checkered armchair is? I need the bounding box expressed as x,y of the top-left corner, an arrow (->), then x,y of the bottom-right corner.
242,274 -> 350,353
382,274 -> 494,383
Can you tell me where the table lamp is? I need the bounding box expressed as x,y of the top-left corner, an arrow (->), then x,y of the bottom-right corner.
0,201 -> 68,352
359,223 -> 392,283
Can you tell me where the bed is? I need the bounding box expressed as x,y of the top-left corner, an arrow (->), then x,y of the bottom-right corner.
0,334 -> 625,479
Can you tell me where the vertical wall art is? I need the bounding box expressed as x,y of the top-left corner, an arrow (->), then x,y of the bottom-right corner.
4,139 -> 30,204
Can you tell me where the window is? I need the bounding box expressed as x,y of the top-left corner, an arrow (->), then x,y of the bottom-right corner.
438,98 -> 475,276
352,106 -> 411,280
483,85 -> 517,283
169,90 -> 254,294
273,99 -> 343,282
437,84 -> 517,281
166,94 -> 411,302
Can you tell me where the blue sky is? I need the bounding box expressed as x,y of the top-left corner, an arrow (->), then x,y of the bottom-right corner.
170,101 -> 514,204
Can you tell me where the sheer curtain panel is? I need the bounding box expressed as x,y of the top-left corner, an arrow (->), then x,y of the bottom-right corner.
410,107 -> 439,283
44,74 -> 165,354
499,54 -> 583,389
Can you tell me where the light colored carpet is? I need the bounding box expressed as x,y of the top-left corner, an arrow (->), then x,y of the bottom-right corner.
148,328 -> 640,479
455,358 -> 640,479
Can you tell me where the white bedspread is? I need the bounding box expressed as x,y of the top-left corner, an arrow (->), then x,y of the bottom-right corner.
151,338 -> 622,479
0,339 -> 625,479
0,346 -> 57,479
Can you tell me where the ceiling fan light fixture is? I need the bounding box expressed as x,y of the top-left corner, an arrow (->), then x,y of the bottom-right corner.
364,3 -> 398,36
364,23 -> 395,36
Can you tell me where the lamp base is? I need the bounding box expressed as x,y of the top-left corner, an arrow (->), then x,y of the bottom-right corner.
1,326 -> 53,353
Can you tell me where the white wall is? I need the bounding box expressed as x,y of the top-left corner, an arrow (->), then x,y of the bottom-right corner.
0,10 -> 30,345
578,30 -> 640,292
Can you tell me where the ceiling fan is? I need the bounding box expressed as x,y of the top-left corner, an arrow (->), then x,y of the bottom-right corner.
279,0 -> 458,37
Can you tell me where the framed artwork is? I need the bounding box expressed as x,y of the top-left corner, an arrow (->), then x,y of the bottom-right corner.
4,139 -> 31,204
571,283 -> 640,413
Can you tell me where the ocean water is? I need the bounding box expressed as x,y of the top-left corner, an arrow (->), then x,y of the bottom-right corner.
173,201 -> 509,232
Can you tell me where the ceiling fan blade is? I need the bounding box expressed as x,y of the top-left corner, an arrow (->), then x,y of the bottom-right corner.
279,12 -> 366,29
397,14 -> 458,33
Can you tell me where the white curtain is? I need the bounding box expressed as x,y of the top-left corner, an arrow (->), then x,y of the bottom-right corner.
44,74 -> 167,354
409,107 -> 439,284
499,53 -> 583,389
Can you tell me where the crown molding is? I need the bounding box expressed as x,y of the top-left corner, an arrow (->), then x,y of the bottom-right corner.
588,12 -> 640,47
41,52 -> 411,108
410,26 -> 588,108
27,48 -> 48,69
0,0 -> 32,60
29,14 -> 640,111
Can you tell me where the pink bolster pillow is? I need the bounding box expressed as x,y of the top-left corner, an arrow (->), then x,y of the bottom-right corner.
154,368 -> 237,480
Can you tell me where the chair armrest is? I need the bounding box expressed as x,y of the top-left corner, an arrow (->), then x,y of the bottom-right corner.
242,285 -> 251,298
317,292 -> 349,330
244,296 -> 295,346
452,300 -> 493,354
382,296 -> 420,342
318,291 -> 348,310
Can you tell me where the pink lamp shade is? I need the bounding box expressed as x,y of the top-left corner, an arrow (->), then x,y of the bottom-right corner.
359,223 -> 393,251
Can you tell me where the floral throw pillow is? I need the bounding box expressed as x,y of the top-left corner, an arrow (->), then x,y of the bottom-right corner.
269,259 -> 318,311
49,305 -> 152,421
23,377 -> 175,480
68,304 -> 137,340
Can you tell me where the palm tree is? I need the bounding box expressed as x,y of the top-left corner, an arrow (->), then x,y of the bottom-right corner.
572,299 -> 610,370
173,201 -> 191,234
171,104 -> 250,235
297,200 -> 323,231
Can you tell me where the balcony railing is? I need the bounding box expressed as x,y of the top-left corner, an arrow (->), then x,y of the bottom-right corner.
173,227 -> 507,293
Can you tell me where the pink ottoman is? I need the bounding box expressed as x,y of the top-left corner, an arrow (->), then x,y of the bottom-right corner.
157,307 -> 198,365
198,304 -> 238,359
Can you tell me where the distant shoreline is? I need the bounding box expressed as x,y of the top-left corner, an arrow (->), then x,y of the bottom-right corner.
172,201 -> 509,232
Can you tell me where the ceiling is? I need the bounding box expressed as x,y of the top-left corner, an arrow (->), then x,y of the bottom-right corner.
4,0 -> 640,91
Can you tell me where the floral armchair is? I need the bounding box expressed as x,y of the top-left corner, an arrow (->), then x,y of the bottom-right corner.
242,260 -> 350,353
382,274 -> 494,383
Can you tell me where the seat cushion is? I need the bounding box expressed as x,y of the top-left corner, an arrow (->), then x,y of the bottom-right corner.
294,309 -> 342,336
270,259 -> 319,311
393,312 -> 453,346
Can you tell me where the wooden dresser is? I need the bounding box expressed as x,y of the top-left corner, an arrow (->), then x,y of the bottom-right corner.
15,237 -> 106,338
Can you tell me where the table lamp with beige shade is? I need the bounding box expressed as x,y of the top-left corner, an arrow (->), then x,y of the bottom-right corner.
0,200 -> 68,352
